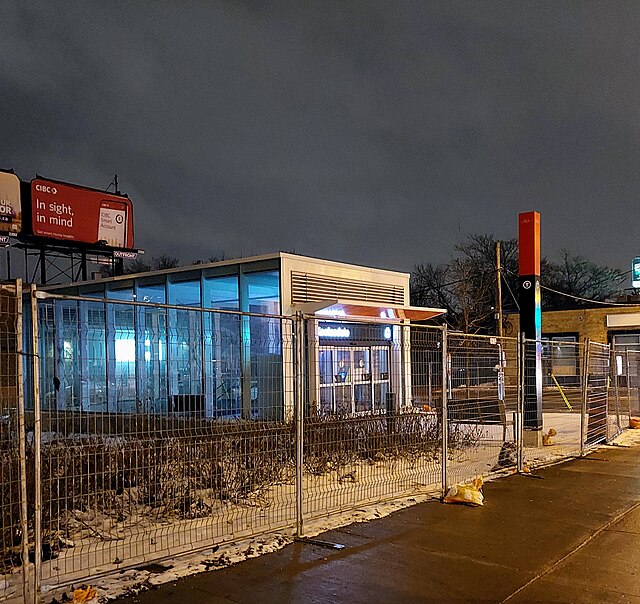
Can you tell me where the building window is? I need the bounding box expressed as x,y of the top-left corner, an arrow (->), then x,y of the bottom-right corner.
542,334 -> 579,386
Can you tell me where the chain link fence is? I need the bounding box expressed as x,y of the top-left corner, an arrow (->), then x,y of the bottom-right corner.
0,284 -> 635,602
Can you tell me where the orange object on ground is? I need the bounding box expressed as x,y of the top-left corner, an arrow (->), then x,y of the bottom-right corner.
73,586 -> 97,603
542,428 -> 557,446
444,477 -> 484,506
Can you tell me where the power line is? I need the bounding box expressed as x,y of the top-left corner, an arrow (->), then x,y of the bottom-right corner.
501,273 -> 520,311
539,284 -> 640,307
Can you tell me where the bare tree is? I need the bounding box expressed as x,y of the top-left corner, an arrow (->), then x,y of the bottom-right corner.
542,250 -> 625,308
411,234 -> 518,333
412,235 -> 625,332
123,254 -> 181,274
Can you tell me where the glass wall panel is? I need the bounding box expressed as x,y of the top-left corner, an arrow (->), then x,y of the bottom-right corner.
136,282 -> 166,304
169,279 -> 201,307
80,301 -> 107,412
57,301 -> 81,410
203,275 -> 239,310
203,275 -> 241,417
39,300 -> 108,413
107,286 -> 134,301
168,279 -> 203,414
102,287 -> 136,411
110,306 -> 136,412
38,303 -> 56,411
244,270 -> 282,419
136,282 -> 168,413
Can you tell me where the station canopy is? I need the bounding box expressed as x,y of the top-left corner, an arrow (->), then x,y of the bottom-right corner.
293,299 -> 447,322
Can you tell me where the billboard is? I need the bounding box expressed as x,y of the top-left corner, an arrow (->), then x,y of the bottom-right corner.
632,257 -> 640,289
0,171 -> 22,236
30,178 -> 134,248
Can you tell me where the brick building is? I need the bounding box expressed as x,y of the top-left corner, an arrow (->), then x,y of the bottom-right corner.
506,305 -> 640,394
506,305 -> 640,349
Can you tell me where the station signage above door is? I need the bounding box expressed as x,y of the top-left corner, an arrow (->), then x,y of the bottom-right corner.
318,322 -> 393,343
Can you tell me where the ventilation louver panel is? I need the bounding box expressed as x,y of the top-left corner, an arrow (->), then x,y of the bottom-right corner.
291,271 -> 405,305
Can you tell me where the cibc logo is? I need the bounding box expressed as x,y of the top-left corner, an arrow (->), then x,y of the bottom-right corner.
35,184 -> 57,194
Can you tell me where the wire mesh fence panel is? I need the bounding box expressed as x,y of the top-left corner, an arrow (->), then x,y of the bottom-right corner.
14,282 -> 633,599
627,350 -> 640,418
585,341 -> 611,449
34,293 -> 297,590
301,320 -> 443,524
445,334 -> 519,485
609,349 -> 631,440
522,339 -> 584,467
613,349 -> 640,428
0,283 -> 28,603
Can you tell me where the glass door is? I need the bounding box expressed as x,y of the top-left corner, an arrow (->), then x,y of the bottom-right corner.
353,348 -> 372,412
318,346 -> 390,414
333,349 -> 352,413
372,346 -> 390,411
319,348 -> 335,414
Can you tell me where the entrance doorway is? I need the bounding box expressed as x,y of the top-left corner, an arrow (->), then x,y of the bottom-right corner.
318,346 -> 390,414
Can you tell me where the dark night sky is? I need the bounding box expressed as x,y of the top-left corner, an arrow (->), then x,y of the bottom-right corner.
3,1 -> 640,275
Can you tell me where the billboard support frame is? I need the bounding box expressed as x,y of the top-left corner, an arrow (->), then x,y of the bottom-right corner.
13,239 -> 143,285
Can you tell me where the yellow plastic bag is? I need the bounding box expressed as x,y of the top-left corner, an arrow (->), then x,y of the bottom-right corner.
72,586 -> 97,603
444,477 -> 484,506
542,428 -> 557,446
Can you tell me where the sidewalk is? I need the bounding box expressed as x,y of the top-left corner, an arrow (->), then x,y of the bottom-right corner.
114,443 -> 640,604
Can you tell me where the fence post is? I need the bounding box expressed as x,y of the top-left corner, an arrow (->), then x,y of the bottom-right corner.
294,313 -> 305,538
626,351 -> 632,419
441,325 -> 448,499
580,339 -> 591,457
612,347 -> 622,436
15,280 -> 32,602
517,333 -> 525,473
30,285 -> 42,603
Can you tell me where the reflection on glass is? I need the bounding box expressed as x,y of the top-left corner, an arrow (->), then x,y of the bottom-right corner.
168,279 -> 203,414
136,283 -> 167,413
203,275 -> 239,310
244,271 -> 281,419
203,275 -> 242,417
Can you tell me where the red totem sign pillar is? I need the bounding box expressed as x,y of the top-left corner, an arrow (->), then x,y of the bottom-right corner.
519,211 -> 543,433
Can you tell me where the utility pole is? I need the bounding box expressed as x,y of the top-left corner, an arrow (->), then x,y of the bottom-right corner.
496,240 -> 503,338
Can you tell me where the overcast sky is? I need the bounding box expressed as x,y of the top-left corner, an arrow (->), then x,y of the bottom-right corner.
2,1 -> 639,276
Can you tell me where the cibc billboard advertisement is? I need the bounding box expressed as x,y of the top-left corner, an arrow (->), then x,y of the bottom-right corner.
0,170 -> 22,236
30,178 -> 134,249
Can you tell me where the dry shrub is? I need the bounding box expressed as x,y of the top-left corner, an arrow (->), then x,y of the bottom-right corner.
303,412 -> 442,475
36,420 -> 296,529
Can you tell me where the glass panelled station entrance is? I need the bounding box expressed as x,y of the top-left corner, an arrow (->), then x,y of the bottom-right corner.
41,253 -> 445,418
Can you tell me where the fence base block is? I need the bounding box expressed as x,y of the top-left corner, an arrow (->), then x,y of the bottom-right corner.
523,429 -> 543,447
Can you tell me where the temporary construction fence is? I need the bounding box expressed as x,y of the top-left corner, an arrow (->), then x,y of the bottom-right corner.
0,282 -> 635,603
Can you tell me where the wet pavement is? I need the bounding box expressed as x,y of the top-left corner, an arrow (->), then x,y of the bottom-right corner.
115,445 -> 640,603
